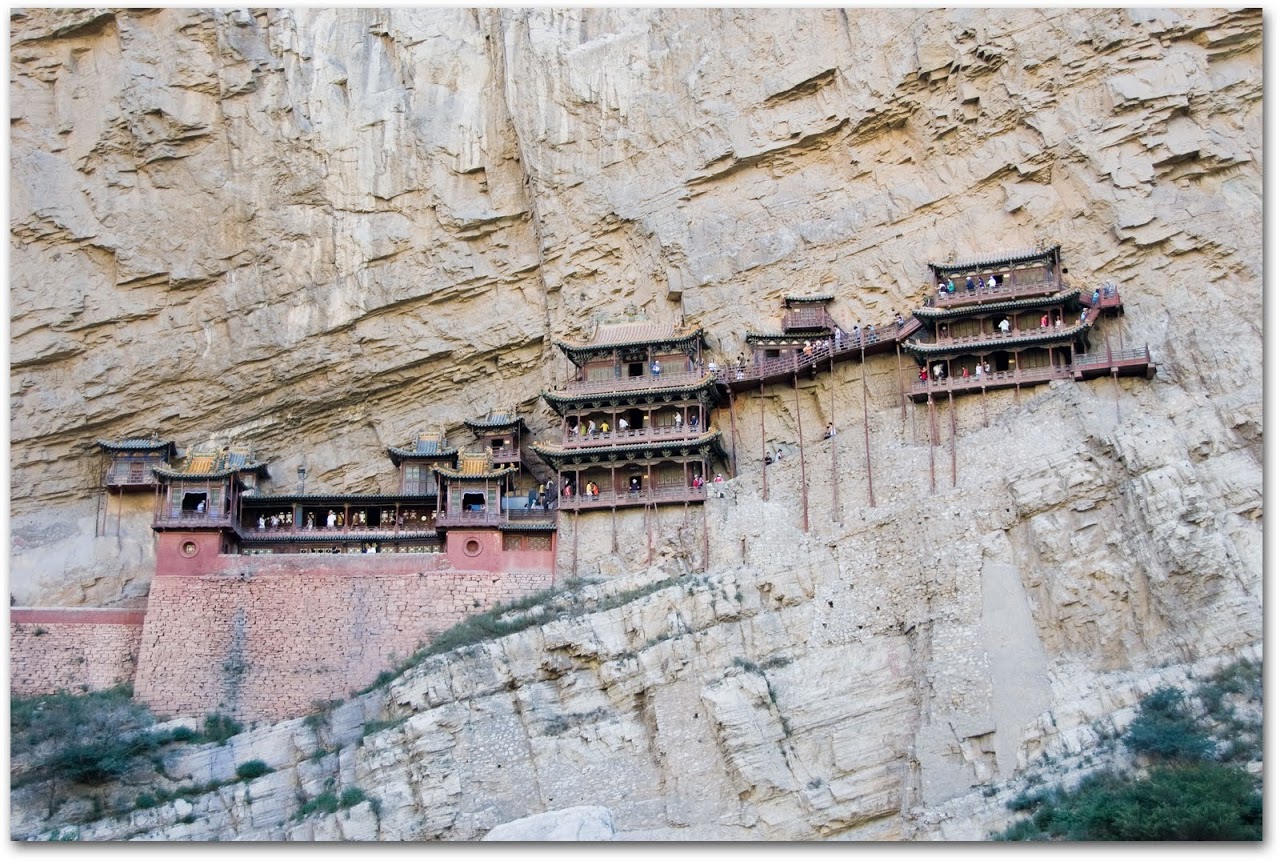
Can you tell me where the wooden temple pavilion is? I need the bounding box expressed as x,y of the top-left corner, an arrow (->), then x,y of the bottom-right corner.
904,245 -> 1155,402
97,436 -> 177,489
532,321 -> 728,510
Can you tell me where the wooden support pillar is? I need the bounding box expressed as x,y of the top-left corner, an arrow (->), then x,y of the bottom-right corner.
949,390 -> 957,488
572,510 -> 579,579
759,378 -> 768,501
727,386 -> 739,478
896,340 -> 906,426
830,352 -> 840,523
861,340 -> 875,508
701,502 -> 709,573
611,505 -> 618,554
927,395 -> 937,494
115,488 -> 123,537
794,373 -> 809,533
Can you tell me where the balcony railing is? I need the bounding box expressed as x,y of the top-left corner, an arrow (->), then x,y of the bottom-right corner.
434,508 -> 558,528
236,522 -> 442,539
555,369 -> 704,396
491,450 -> 521,465
154,511 -> 236,527
910,364 -> 1074,395
928,275 -> 1060,308
558,484 -> 709,511
561,424 -> 707,449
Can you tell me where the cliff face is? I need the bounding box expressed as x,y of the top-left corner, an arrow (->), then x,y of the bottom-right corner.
7,6 -> 1262,841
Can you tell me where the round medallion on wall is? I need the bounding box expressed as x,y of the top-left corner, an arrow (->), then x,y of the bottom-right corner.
463,538 -> 482,557
180,541 -> 199,558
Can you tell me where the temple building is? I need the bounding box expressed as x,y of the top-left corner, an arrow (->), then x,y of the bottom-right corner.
904,245 -> 1155,401
150,444 -> 271,568
531,321 -> 727,511
97,436 -> 177,490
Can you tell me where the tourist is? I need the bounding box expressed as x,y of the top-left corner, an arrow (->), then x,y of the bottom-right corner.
1040,313 -> 1049,328
587,419 -> 596,436
823,423 -> 834,440
306,512 -> 315,529
987,275 -> 997,289
895,312 -> 905,329
713,473 -> 724,483
765,452 -> 774,465
600,420 -> 609,434
776,448 -> 784,461
537,488 -> 547,509
983,360 -> 992,375
651,359 -> 662,376
1092,288 -> 1101,306
803,340 -> 813,357
834,327 -> 843,349
1080,307 -> 1089,323
326,510 -> 337,528
946,278 -> 956,294
965,276 -> 974,292
673,412 -> 682,428
269,514 -> 279,528
526,487 -> 537,510
938,281 -> 947,295
976,362 -> 984,380
933,362 -> 944,381
618,417 -> 629,432
919,366 -> 928,382
962,366 -> 970,380
998,317 -> 1010,334
196,500 -> 206,513
336,512 -> 344,528
689,413 -> 698,430
708,359 -> 718,373
257,515 -> 265,530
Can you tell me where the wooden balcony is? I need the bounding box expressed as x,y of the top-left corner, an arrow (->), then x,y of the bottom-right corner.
929,275 -> 1060,309
782,307 -> 834,331
556,369 -> 704,396
154,512 -> 236,529
491,449 -> 521,465
104,465 -> 158,488
558,484 -> 709,511
433,509 -> 557,528
561,424 -> 707,449
906,345 -> 1154,402
713,319 -> 917,393
235,522 -> 442,540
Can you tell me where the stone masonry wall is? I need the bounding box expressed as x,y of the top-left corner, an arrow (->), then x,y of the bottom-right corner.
133,566 -> 553,724
10,608 -> 146,696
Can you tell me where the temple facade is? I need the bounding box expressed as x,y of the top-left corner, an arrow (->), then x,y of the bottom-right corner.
531,321 -> 728,511
904,246 -> 1155,401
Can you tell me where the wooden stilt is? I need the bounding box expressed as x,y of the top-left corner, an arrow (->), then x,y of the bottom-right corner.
794,373 -> 809,533
701,502 -> 709,573
646,502 -> 654,565
896,340 -> 906,426
928,395 -> 937,494
830,352 -> 840,523
116,488 -> 122,537
862,342 -> 875,507
611,505 -> 618,554
572,510 -> 579,579
1113,367 -> 1121,423
949,389 -> 957,488
727,386 -> 739,478
760,378 -> 768,502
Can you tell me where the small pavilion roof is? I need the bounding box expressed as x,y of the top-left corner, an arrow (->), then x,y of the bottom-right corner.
463,414 -> 527,433
783,294 -> 834,306
904,318 -> 1094,359
387,433 -> 458,466
152,446 -> 269,480
540,373 -> 719,414
97,437 -> 176,458
553,321 -> 704,365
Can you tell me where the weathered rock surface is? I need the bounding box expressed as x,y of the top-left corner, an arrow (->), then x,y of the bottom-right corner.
8,6 -> 1262,842
483,806 -> 616,841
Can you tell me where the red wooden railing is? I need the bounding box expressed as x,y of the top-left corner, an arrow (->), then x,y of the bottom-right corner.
556,369 -> 704,396
559,484 -> 710,511
560,424 -> 707,449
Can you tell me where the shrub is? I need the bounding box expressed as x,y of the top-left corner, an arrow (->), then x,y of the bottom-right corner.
995,763 -> 1261,841
135,793 -> 158,810
339,787 -> 367,808
1124,687 -> 1212,762
169,726 -> 197,743
295,791 -> 340,819
202,713 -> 244,744
235,759 -> 271,781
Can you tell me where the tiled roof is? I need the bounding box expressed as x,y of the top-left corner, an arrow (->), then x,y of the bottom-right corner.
904,318 -> 1093,358
911,288 -> 1083,319
152,446 -> 269,480
463,415 -> 526,431
433,464 -> 518,480
553,322 -> 704,362
784,294 -> 834,304
386,436 -> 458,466
97,438 -> 175,454
530,429 -> 724,465
929,245 -> 1059,275
540,373 -> 719,410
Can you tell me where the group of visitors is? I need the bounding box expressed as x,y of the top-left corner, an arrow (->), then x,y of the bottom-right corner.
920,359 -> 994,383
938,274 -> 1000,296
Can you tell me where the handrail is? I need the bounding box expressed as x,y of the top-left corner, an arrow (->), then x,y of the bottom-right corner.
154,512 -> 235,526
560,424 -> 707,448
238,523 -> 442,538
910,365 -> 1074,394
554,369 -> 704,396
559,484 -> 710,510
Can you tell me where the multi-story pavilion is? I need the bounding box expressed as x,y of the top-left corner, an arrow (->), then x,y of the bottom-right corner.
904,246 -> 1154,401
533,321 -> 727,510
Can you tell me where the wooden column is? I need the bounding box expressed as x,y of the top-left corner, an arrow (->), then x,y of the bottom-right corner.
862,341 -> 875,508
794,374 -> 808,533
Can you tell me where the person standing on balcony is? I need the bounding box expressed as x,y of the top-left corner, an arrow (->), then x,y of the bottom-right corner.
834,326 -> 843,350
673,412 -> 682,429
1040,313 -> 1049,328
1092,287 -> 1101,306
965,276 -> 974,292
651,359 -> 662,377
983,360 -> 992,376
987,275 -> 997,289
618,417 -> 629,432
327,510 -> 337,528
587,419 -> 596,436
600,420 -> 609,434
998,317 -> 1010,334
689,412 -> 699,430
895,312 -> 905,329
526,487 -> 537,510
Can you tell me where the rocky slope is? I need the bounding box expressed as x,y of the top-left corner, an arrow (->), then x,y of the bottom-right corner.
8,6 -> 1263,840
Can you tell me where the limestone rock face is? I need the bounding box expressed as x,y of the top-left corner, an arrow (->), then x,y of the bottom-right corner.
7,6 -> 1262,842
483,806 -> 616,841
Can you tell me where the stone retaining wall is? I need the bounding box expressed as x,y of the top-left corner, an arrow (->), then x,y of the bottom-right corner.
133,564 -> 554,723
10,608 -> 146,697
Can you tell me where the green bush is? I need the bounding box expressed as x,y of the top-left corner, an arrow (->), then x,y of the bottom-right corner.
1124,687 -> 1212,762
295,791 -> 341,819
339,787 -> 367,808
235,759 -> 271,781
135,793 -> 158,810
995,762 -> 1261,841
202,713 -> 244,744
